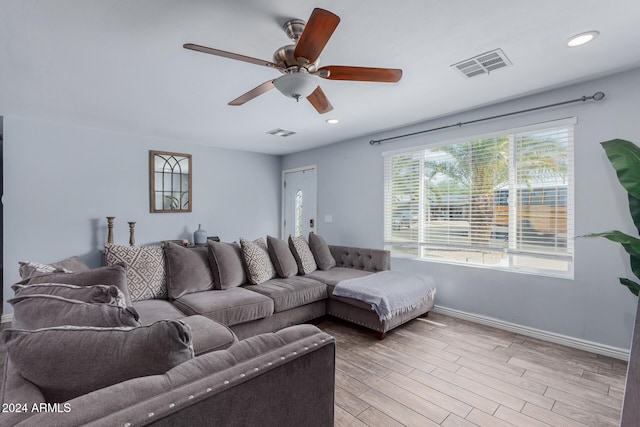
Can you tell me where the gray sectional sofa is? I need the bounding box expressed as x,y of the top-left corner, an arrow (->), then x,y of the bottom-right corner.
1,233 -> 435,426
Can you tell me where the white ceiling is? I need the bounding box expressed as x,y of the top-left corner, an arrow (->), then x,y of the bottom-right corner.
2,1 -> 640,155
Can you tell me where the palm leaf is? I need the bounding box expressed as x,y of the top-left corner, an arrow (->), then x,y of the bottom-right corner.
629,194 -> 640,234
619,278 -> 640,296
583,230 -> 640,257
601,139 -> 640,200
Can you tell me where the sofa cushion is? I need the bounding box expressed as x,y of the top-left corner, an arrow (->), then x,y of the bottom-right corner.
104,244 -> 167,301
308,232 -> 336,271
207,241 -> 248,290
267,235 -> 298,278
14,262 -> 132,306
289,235 -> 317,275
18,256 -> 90,279
172,287 -> 274,326
243,276 -> 327,313
8,294 -> 140,330
179,315 -> 238,355
0,320 -> 194,403
240,237 -> 277,285
12,283 -> 125,307
164,242 -> 214,299
132,299 -> 189,324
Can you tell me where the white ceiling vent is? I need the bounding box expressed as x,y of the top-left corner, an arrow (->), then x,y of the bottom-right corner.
266,128 -> 297,137
451,48 -> 512,78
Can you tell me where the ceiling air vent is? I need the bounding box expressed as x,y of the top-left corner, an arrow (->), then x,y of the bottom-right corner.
451,48 -> 512,78
266,128 -> 297,137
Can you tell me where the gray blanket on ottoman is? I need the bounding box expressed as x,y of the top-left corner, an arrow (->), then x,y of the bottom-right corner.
333,270 -> 436,321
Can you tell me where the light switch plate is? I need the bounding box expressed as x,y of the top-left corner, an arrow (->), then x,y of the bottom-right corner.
324,215 -> 333,223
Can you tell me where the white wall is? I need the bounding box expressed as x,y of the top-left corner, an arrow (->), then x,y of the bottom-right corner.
2,118 -> 281,315
283,67 -> 640,350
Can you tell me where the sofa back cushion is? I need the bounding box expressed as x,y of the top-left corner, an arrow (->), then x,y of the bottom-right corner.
308,232 -> 337,271
207,241 -> 248,290
8,294 -> 140,330
104,244 -> 167,301
14,263 -> 132,307
266,235 -> 298,278
1,320 -> 194,403
164,242 -> 214,299
289,235 -> 317,275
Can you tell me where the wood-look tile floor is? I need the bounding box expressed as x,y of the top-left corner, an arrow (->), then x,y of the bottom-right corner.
315,313 -> 628,427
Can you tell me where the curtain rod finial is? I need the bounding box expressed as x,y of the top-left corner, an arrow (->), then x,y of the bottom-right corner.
593,91 -> 605,101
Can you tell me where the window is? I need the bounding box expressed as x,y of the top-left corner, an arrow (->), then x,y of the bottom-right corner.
383,118 -> 574,278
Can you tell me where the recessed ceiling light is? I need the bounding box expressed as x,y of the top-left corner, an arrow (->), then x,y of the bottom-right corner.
326,119 -> 340,124
566,31 -> 599,47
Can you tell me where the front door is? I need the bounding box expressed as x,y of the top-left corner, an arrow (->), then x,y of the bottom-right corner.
282,166 -> 317,239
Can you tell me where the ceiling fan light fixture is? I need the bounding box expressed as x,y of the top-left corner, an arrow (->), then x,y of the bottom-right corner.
274,73 -> 319,101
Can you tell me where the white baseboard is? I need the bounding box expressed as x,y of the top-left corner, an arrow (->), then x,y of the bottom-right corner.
432,305 -> 630,361
1,313 -> 14,325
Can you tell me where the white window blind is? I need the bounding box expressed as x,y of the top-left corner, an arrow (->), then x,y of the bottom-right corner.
383,119 -> 574,277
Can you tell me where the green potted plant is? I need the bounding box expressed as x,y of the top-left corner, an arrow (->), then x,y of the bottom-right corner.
585,139 -> 640,296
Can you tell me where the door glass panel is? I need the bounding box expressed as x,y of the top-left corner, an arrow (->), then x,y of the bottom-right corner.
295,189 -> 303,237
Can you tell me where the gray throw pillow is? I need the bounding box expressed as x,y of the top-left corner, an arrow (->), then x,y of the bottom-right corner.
17,256 -> 90,280
15,263 -> 132,307
207,241 -> 248,290
1,320 -> 194,403
240,237 -> 277,285
164,242 -> 214,299
267,235 -> 298,278
8,294 -> 140,330
308,232 -> 337,271
289,235 -> 318,275
11,283 -> 126,307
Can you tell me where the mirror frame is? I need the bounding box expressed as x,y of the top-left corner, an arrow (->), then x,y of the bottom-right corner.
149,150 -> 192,213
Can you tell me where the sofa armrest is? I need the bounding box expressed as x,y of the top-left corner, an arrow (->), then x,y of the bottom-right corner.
329,245 -> 390,272
17,325 -> 335,427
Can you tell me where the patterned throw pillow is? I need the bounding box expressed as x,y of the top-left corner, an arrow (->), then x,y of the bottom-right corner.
239,237 -> 277,285
288,235 -> 318,275
104,244 -> 167,301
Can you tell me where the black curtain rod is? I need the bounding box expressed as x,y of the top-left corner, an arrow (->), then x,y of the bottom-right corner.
369,91 -> 605,146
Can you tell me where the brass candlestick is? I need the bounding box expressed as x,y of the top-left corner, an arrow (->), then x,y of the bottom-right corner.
106,216 -> 115,244
128,222 -> 136,246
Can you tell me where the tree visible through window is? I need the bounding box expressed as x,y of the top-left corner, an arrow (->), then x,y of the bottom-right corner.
383,118 -> 574,277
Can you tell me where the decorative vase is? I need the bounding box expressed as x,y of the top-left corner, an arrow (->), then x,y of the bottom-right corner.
194,224 -> 207,245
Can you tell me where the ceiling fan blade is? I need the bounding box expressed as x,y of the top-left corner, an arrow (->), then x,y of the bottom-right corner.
229,80 -> 276,106
307,86 -> 333,114
318,66 -> 403,83
294,8 -> 340,63
183,43 -> 283,70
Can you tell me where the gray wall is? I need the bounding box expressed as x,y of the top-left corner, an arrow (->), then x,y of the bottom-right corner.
283,67 -> 640,350
2,117 -> 281,316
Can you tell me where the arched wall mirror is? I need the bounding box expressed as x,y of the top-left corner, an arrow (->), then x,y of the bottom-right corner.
150,150 -> 192,213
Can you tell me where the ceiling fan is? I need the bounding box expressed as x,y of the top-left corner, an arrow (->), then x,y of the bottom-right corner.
183,8 -> 402,114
